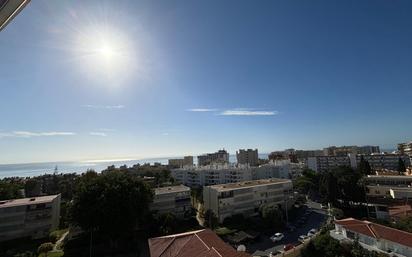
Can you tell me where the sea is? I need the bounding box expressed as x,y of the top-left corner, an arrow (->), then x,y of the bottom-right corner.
0,154 -> 269,178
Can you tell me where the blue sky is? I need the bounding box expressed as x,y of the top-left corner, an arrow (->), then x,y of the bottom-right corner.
0,0 -> 411,164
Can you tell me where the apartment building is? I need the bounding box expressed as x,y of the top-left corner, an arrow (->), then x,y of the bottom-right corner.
203,179 -> 293,223
307,154 -> 410,172
269,149 -> 323,162
0,194 -> 61,242
150,185 -> 192,218
331,218 -> 412,257
197,150 -> 229,166
398,141 -> 412,156
236,149 -> 259,166
364,175 -> 412,200
323,145 -> 380,156
171,164 -> 253,187
168,156 -> 194,168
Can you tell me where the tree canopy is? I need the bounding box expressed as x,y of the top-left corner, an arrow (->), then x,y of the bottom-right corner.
69,171 -> 153,238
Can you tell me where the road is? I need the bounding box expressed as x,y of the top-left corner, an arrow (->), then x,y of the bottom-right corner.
249,201 -> 327,256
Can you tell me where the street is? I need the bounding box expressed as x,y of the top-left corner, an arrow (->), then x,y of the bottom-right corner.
248,201 -> 327,256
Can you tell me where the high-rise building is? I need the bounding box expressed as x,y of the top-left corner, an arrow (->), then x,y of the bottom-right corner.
398,141 -> 412,156
197,150 -> 229,166
236,149 -> 258,166
168,156 -> 194,168
0,194 -> 61,242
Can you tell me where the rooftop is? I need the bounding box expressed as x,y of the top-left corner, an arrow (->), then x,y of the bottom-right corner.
154,184 -> 190,195
0,194 -> 60,208
148,229 -> 250,257
335,218 -> 412,248
207,178 -> 291,191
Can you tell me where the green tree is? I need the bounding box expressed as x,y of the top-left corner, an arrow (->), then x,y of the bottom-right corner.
37,242 -> 54,257
398,157 -> 406,175
358,156 -> 372,175
156,213 -> 178,235
260,205 -> 283,229
69,171 -> 153,244
0,181 -> 22,200
203,209 -> 218,229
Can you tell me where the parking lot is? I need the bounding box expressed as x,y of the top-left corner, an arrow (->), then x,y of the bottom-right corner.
248,201 -> 327,256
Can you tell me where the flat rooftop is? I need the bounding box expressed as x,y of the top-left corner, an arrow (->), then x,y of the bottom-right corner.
207,178 -> 291,191
0,194 -> 59,208
366,175 -> 412,180
154,184 -> 190,195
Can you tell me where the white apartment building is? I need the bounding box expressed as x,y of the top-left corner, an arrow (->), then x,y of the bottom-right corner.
150,185 -> 192,218
236,149 -> 259,166
398,141 -> 412,156
307,154 -> 410,172
171,164 -> 253,187
171,161 -> 302,187
365,175 -> 412,200
331,218 -> 412,257
197,150 -> 229,166
203,179 -> 293,223
0,194 -> 61,242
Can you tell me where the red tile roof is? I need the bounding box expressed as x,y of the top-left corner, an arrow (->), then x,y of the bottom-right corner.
148,229 -> 250,257
335,218 -> 412,248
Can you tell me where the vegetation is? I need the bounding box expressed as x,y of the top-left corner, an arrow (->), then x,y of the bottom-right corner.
203,209 -> 219,229
260,205 -> 283,229
68,171 -> 153,244
357,156 -> 372,175
37,243 -> 54,257
0,179 -> 23,200
301,231 -> 386,257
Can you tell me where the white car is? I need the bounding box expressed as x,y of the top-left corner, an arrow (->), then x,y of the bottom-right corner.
270,233 -> 284,242
307,229 -> 317,237
298,235 -> 309,243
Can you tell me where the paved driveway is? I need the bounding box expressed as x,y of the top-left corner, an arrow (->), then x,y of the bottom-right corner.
248,201 -> 327,256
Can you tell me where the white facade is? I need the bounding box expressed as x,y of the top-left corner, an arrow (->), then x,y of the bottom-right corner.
307,154 -> 410,172
236,149 -> 259,166
151,185 -> 192,218
0,195 -> 61,242
365,175 -> 412,200
171,161 -> 302,187
203,179 -> 293,223
331,218 -> 412,257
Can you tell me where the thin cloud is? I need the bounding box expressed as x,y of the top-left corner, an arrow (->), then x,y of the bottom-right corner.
0,131 -> 76,138
82,105 -> 125,109
161,132 -> 169,136
89,132 -> 107,137
187,108 -> 218,112
219,109 -> 279,116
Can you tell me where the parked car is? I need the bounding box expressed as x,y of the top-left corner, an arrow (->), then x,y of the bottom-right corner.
283,244 -> 295,251
298,235 -> 309,243
307,228 -> 317,237
270,233 -> 284,242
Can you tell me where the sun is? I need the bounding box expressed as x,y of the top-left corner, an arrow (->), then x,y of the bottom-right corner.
97,43 -> 116,60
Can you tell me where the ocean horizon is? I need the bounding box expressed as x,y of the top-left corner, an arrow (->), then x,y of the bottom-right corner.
0,154 -> 269,178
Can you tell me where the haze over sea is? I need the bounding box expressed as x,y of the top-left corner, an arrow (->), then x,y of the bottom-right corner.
0,154 -> 269,178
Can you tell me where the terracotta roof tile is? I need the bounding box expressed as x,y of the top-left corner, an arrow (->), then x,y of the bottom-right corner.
335,218 -> 412,248
148,229 -> 250,257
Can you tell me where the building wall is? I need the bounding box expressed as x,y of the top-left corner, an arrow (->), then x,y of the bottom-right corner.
0,195 -> 61,242
236,149 -> 259,166
151,186 -> 192,218
203,180 -> 293,223
198,150 -> 229,166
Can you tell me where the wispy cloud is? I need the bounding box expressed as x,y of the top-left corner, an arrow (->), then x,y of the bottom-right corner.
0,131 -> 76,138
186,108 -> 218,112
219,109 -> 279,116
89,132 -> 107,137
82,105 -> 125,109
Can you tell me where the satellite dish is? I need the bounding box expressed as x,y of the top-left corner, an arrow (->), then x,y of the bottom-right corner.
237,245 -> 246,252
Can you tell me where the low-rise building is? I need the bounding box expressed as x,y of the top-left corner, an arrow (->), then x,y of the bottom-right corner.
331,218 -> 412,257
0,194 -> 61,242
236,149 -> 259,166
150,185 -> 191,218
198,150 -> 229,166
203,179 -> 293,223
148,229 -> 250,257
364,175 -> 412,200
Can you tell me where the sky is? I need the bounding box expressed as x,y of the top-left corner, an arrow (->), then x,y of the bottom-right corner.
0,0 -> 411,164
